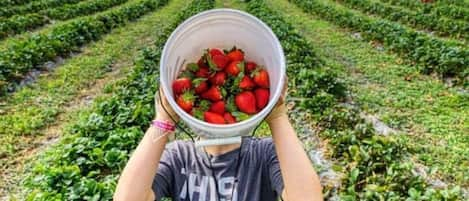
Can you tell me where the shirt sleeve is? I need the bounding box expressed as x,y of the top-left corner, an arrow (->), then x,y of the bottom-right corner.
152,145 -> 176,201
262,138 -> 284,197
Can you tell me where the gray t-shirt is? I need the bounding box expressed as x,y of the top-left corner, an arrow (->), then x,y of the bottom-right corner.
152,137 -> 284,201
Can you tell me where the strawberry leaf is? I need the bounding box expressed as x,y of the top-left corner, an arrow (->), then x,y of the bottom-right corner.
187,63 -> 199,72
232,112 -> 250,121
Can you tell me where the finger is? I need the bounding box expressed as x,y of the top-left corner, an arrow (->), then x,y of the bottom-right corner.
158,88 -> 168,104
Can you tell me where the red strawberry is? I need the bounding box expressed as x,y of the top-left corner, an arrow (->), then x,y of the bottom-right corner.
209,48 -> 224,57
204,111 -> 225,124
193,78 -> 208,94
176,91 -> 195,113
195,67 -> 210,78
209,101 -> 225,115
239,75 -> 255,90
209,71 -> 226,86
212,54 -> 229,70
254,88 -> 270,110
225,61 -> 244,76
172,77 -> 192,95
224,112 -> 236,124
235,91 -> 257,114
197,57 -> 208,68
252,69 -> 270,88
227,49 -> 244,61
201,86 -> 224,102
246,61 -> 257,73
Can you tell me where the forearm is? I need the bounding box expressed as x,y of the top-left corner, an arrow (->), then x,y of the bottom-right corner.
268,115 -> 323,201
114,118 -> 169,201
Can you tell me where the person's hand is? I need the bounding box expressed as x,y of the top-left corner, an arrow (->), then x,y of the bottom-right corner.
265,77 -> 288,124
154,88 -> 179,124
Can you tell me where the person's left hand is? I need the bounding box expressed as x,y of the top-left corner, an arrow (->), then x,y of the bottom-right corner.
265,77 -> 288,124
154,88 -> 179,124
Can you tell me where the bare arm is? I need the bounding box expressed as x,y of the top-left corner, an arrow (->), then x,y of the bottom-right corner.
268,114 -> 323,201
266,79 -> 323,201
114,123 -> 168,201
114,91 -> 177,201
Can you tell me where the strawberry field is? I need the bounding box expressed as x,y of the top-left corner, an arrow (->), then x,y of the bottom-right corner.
0,0 -> 467,200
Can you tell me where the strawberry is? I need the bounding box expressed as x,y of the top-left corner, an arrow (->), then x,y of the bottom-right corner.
195,66 -> 210,78
206,48 -> 229,70
239,75 -> 255,90
209,101 -> 225,115
193,78 -> 208,94
172,77 -> 192,95
245,61 -> 257,73
212,54 -> 229,70
204,111 -> 225,124
235,91 -> 257,114
209,48 -> 224,57
209,71 -> 226,86
254,88 -> 270,110
197,57 -> 208,68
225,61 -> 244,76
176,91 -> 195,113
227,49 -> 244,61
224,112 -> 236,124
201,86 -> 224,102
252,68 -> 270,88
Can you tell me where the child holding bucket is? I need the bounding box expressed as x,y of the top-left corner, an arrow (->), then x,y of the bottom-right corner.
114,79 -> 324,201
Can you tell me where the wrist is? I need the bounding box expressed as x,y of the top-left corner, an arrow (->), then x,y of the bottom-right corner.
155,113 -> 177,124
266,113 -> 288,125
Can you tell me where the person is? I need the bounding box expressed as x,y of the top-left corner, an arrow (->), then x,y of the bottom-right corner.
114,79 -> 323,201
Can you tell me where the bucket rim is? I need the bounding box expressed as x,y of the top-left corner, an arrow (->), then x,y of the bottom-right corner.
160,8 -> 286,130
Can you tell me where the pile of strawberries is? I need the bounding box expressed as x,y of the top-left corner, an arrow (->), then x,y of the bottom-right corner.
172,47 -> 270,124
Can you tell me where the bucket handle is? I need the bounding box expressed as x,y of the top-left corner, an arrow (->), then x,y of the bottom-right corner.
194,136 -> 242,147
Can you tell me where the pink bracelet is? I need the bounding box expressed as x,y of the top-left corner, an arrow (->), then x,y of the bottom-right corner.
152,120 -> 176,132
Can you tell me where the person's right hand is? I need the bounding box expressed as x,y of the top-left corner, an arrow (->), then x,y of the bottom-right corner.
154,88 -> 179,124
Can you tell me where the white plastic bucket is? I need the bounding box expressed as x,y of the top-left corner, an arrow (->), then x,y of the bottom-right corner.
160,9 -> 286,141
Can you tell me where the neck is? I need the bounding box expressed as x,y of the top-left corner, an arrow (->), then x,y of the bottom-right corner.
203,142 -> 241,156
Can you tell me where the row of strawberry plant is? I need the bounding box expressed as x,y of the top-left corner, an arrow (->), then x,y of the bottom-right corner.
249,1 -> 464,199
290,0 -> 468,80
437,0 -> 469,8
338,0 -> 468,40
0,0 -> 82,18
244,0 -> 347,109
42,0 -> 128,20
380,0 -> 469,21
0,0 -> 35,7
0,14 -> 48,40
23,0 -> 214,199
316,106 -> 463,200
0,0 -> 129,40
0,0 -> 168,96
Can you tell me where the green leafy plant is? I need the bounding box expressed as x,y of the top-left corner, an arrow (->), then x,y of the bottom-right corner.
290,0 -> 468,81
0,0 -> 82,18
23,0 -> 215,199
381,0 -> 469,21
338,0 -> 468,40
0,0 -> 168,95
